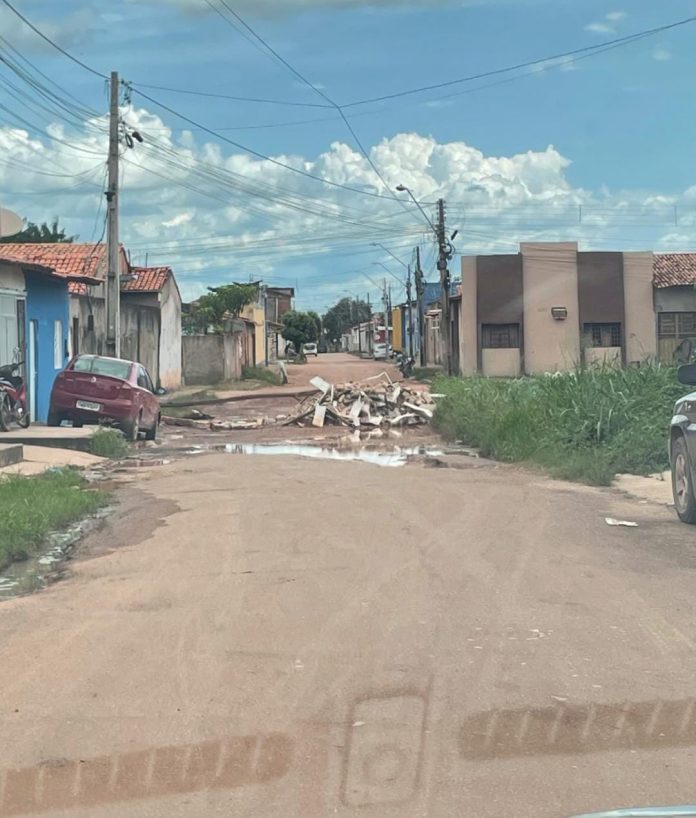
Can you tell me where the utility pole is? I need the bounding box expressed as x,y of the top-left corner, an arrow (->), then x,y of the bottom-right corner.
414,246 -> 426,367
406,264 -> 414,359
105,71 -> 120,358
436,199 -> 455,375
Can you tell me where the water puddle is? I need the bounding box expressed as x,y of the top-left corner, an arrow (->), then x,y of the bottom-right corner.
0,507 -> 113,600
187,442 -> 446,467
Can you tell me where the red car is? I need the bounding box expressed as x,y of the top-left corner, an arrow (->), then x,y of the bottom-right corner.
48,355 -> 164,441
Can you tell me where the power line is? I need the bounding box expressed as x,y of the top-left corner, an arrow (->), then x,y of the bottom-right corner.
0,0 -> 107,79
132,82 -> 332,109
342,14 -> 696,108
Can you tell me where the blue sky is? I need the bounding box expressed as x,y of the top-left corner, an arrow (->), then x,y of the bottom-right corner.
1,0 -> 695,311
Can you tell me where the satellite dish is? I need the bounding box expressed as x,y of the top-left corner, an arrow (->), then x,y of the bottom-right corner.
0,207 -> 23,238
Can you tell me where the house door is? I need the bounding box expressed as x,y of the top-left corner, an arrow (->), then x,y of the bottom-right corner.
28,320 -> 38,421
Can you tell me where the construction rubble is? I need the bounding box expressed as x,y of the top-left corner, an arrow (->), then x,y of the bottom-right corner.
281,374 -> 436,429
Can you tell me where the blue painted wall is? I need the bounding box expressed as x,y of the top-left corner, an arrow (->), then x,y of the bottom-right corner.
25,275 -> 69,423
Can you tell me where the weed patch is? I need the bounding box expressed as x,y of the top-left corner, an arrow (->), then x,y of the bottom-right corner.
433,364 -> 684,485
0,469 -> 109,570
91,428 -> 129,459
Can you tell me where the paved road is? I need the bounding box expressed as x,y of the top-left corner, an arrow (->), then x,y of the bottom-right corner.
3,442 -> 696,817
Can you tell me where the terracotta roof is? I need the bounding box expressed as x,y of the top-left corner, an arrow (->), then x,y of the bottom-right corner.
0,243 -> 106,280
121,266 -> 171,293
68,281 -> 88,295
654,253 -> 696,288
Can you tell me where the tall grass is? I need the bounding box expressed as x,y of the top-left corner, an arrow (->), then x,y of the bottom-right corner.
0,469 -> 109,570
433,363 -> 685,485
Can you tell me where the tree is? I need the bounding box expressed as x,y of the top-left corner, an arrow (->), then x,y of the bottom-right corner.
182,283 -> 258,334
323,297 -> 372,343
307,310 -> 322,339
0,218 -> 75,244
281,310 -> 318,354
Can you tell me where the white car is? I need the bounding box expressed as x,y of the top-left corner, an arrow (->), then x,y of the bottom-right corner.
373,343 -> 391,360
303,343 -> 318,357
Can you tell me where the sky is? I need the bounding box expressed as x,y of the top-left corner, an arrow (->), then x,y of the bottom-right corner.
0,0 -> 695,312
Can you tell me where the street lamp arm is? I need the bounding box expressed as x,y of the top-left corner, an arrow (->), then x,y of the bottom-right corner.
395,185 -> 438,234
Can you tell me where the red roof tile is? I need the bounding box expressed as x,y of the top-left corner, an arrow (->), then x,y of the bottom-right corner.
654,253 -> 696,288
0,243 -> 106,280
121,266 -> 171,293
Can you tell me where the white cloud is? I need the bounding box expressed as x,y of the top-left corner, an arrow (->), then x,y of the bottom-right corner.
127,0 -> 475,15
585,21 -> 614,35
606,11 -> 626,22
2,106 -> 695,304
653,46 -> 672,61
0,7 -> 93,53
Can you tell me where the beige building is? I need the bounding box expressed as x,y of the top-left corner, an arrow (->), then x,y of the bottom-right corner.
459,242 -> 659,376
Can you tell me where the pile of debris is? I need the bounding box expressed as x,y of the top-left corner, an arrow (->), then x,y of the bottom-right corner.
283,374 -> 435,429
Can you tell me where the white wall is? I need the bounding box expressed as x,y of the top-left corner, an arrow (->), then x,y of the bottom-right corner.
158,277 -> 182,389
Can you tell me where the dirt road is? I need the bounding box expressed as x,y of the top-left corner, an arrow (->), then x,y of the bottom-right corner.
3,443 -> 696,818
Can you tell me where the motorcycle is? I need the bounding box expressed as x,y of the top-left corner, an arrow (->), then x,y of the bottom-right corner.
0,361 -> 30,431
398,354 -> 415,379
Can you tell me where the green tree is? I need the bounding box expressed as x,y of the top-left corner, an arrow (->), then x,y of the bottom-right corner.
307,310 -> 322,339
0,218 -> 75,244
182,283 -> 258,334
322,297 -> 371,343
281,310 -> 318,354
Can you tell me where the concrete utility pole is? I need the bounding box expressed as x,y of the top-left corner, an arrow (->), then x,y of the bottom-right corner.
414,246 -> 426,367
406,264 -> 414,359
106,71 -> 120,358
436,199 -> 455,375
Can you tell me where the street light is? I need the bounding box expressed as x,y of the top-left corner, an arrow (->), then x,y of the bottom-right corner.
395,184 -> 437,234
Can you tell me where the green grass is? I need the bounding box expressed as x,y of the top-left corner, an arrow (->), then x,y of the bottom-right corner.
242,366 -> 283,386
433,363 -> 685,486
90,427 -> 129,459
0,469 -> 109,570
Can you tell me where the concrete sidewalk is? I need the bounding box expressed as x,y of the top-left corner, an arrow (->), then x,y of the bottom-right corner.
0,443 -> 105,476
0,425 -> 97,452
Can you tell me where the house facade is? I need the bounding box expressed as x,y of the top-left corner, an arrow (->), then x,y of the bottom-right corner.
0,256 -> 70,422
458,243 -> 656,376
1,244 -> 182,389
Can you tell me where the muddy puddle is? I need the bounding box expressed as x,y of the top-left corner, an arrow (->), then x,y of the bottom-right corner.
0,507 -> 113,600
185,442 -> 458,467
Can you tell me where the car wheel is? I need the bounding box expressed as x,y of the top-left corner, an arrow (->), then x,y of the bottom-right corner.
0,393 -> 11,431
672,436 -> 696,524
122,413 -> 140,443
47,410 -> 62,427
144,414 -> 159,441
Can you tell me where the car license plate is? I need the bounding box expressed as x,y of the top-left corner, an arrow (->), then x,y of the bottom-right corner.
76,400 -> 101,412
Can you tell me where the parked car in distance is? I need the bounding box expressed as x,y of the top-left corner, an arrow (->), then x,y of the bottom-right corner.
373,342 -> 391,360
48,354 -> 165,441
317,339 -> 328,353
670,362 -> 696,523
303,343 -> 318,357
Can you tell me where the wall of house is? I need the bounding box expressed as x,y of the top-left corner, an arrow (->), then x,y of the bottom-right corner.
182,333 -> 244,384
25,276 -> 69,422
158,279 -> 182,389
0,263 -> 25,369
70,294 -> 106,357
521,242 -> 581,373
584,347 -> 622,366
241,303 -> 266,365
482,348 -> 521,377
623,252 -> 657,363
120,303 -> 160,384
654,286 -> 696,312
460,256 -> 477,375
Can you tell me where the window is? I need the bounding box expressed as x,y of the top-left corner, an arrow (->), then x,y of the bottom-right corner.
659,312 -> 696,339
583,322 -> 621,348
54,320 -> 63,369
73,356 -> 132,380
482,323 -> 520,349
137,366 -> 154,392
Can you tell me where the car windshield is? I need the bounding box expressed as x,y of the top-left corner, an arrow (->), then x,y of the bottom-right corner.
73,356 -> 131,380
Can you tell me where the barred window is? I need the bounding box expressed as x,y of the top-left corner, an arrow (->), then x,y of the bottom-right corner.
481,323 -> 520,349
659,312 -> 696,338
583,323 -> 621,348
